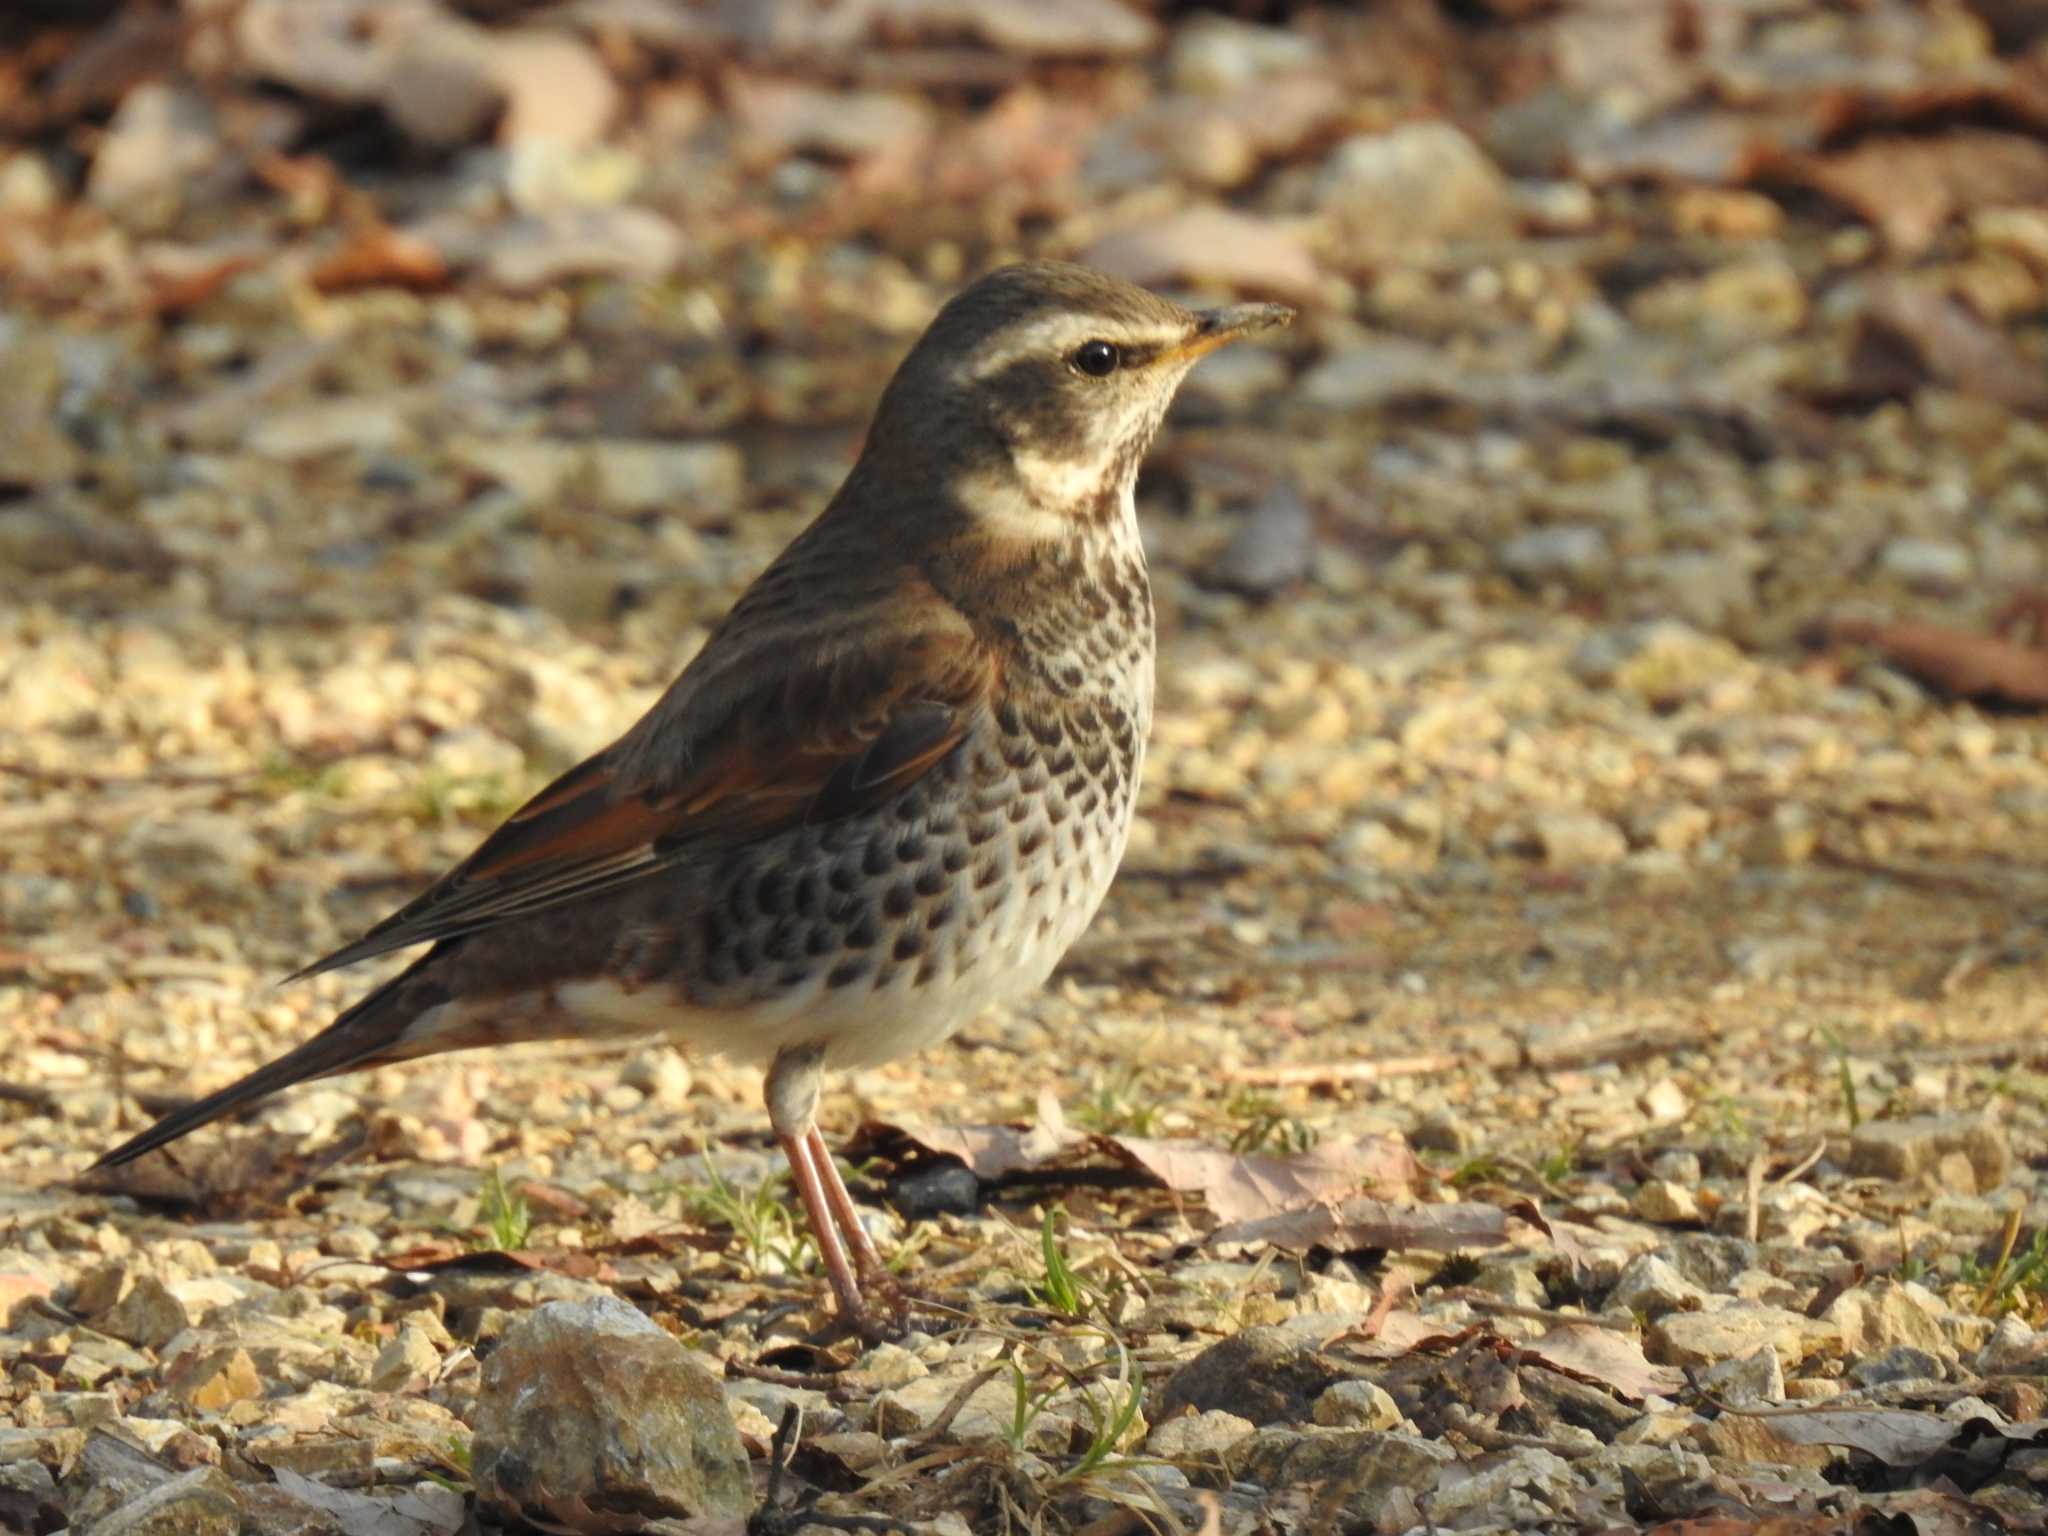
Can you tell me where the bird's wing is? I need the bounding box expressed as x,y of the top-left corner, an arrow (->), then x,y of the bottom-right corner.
292,578 -> 998,980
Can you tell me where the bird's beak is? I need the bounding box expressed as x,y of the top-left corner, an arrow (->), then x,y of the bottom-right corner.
1158,301 -> 1296,366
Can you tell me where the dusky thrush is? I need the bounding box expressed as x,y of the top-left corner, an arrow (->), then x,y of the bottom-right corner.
95,261 -> 1294,1333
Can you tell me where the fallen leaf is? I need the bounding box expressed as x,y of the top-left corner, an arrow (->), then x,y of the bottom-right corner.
1524,1323 -> 1685,1402
1209,1196 -> 1508,1253
1100,1132 -> 1422,1221
1847,282 -> 2048,414
1761,131 -> 2048,255
1753,1408 -> 1959,1466
309,222 -> 450,294
1827,615 -> 2048,709
880,1086 -> 1085,1179
274,1468 -> 465,1536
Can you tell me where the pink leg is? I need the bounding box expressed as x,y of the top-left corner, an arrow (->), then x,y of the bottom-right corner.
775,1128 -> 867,1321
765,1042 -> 892,1336
807,1124 -> 888,1283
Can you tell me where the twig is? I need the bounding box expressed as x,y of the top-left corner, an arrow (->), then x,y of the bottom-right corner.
761,1403 -> 801,1511
906,1362 -> 1006,1449
1744,1151 -> 1765,1245
1461,1297 -> 1639,1333
1772,1140 -> 1828,1187
1225,1053 -> 1459,1087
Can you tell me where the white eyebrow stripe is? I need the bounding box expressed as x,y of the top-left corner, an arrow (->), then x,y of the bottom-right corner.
965,315 -> 1183,382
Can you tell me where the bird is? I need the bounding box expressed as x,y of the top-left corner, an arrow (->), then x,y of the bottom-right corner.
93,261 -> 1294,1335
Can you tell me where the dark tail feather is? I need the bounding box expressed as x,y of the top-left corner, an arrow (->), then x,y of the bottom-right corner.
92,962 -> 435,1170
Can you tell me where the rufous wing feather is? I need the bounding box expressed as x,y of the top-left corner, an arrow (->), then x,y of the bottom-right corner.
292,581 -> 998,981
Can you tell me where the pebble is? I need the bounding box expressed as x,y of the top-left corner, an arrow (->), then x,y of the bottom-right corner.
1608,1255 -> 1710,1318
1202,484 -> 1316,597
1160,1326 -> 1360,1426
83,1467 -> 241,1536
1527,810 -> 1629,868
1312,1379 -> 1404,1430
100,1276 -> 191,1352
1879,536 -> 1973,590
1848,1115 -> 2010,1189
620,1048 -> 693,1105
472,1295 -> 750,1525
1649,1303 -> 1838,1369
1500,524 -> 1611,583
1315,124 -> 1514,253
1633,1180 -> 1702,1224
368,1323 -> 442,1392
1821,1280 -> 1954,1361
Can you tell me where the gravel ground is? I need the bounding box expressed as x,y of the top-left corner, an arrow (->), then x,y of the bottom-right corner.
6,4 -> 2048,1534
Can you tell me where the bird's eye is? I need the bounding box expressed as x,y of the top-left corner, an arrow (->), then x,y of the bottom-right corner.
1071,339 -> 1121,378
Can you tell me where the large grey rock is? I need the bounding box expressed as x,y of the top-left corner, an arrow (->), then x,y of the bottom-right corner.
472,1295 -> 751,1531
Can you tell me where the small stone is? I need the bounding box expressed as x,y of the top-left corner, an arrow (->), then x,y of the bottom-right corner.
855,1342 -> 927,1389
1823,1280 -> 1954,1362
1168,16 -> 1317,94
1697,1413 -> 1835,1471
1848,1345 -> 1946,1388
88,82 -> 219,231
621,1048 -> 693,1105
1634,1180 -> 1702,1224
587,440 -> 745,514
1203,484 -> 1315,598
1316,124 -> 1513,254
1160,1326 -> 1362,1426
369,1323 -> 442,1392
1744,805 -> 1817,867
1649,1303 -> 1837,1370
1849,1116 -> 2009,1189
1085,204 -> 1325,305
81,1466 -> 240,1536
887,1161 -> 980,1219
1698,1343 -> 1783,1404
1425,1445 -> 1578,1525
1526,810 -> 1628,869
1880,536 -> 1973,591
1976,1315 -> 2047,1374
1146,1407 -> 1256,1463
99,1276 -> 191,1351
1640,1079 -> 1691,1124
1227,1427 -> 1454,1524
1313,1379 -> 1404,1430
472,1295 -> 749,1527
1500,524 -> 1610,583
322,1226 -> 380,1262
167,1346 -> 264,1413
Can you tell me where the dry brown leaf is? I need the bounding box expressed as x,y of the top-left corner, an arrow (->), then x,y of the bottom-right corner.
882,1086 -> 1084,1179
310,222 -> 451,294
1523,1323 -> 1684,1402
1829,615 -> 2048,708
1756,1407 -> 1961,1465
1762,131 -> 2048,255
1849,283 -> 2048,414
1209,1196 -> 1508,1253
1100,1132 -> 1422,1221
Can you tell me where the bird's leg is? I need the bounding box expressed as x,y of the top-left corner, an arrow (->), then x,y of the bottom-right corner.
806,1123 -> 889,1285
765,1043 -> 874,1331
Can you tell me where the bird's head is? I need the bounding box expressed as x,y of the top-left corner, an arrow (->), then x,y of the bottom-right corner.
860,262 -> 1293,538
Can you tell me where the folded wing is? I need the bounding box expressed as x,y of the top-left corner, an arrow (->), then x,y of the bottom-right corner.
293,577 -> 997,980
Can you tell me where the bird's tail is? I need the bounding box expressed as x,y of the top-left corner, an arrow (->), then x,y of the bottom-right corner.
91,957 -> 447,1169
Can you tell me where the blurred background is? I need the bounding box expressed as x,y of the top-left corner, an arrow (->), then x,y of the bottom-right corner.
10,5 -> 2048,1528
5,0 -> 2048,1227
